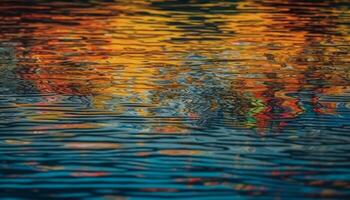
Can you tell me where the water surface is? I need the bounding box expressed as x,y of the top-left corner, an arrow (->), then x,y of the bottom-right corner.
0,0 -> 350,199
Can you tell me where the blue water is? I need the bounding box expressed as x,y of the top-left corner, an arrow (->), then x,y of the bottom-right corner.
0,0 -> 349,199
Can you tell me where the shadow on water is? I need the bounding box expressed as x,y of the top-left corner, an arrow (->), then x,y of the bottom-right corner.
0,0 -> 349,199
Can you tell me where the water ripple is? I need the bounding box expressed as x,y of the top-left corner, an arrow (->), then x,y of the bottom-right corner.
0,0 -> 350,199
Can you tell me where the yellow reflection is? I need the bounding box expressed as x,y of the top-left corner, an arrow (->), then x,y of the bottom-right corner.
65,142 -> 121,149
158,149 -> 202,156
3,0 -> 349,131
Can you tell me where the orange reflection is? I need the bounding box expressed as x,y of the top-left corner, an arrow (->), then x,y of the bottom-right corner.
1,0 -> 349,131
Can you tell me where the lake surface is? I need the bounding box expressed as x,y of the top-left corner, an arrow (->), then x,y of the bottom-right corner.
0,0 -> 349,199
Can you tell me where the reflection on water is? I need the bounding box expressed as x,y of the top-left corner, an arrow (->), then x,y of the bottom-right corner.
0,0 -> 349,199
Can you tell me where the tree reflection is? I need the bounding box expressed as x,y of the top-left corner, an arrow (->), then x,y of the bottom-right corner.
0,0 -> 348,132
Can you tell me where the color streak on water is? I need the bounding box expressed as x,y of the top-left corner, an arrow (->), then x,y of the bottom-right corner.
0,0 -> 349,199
